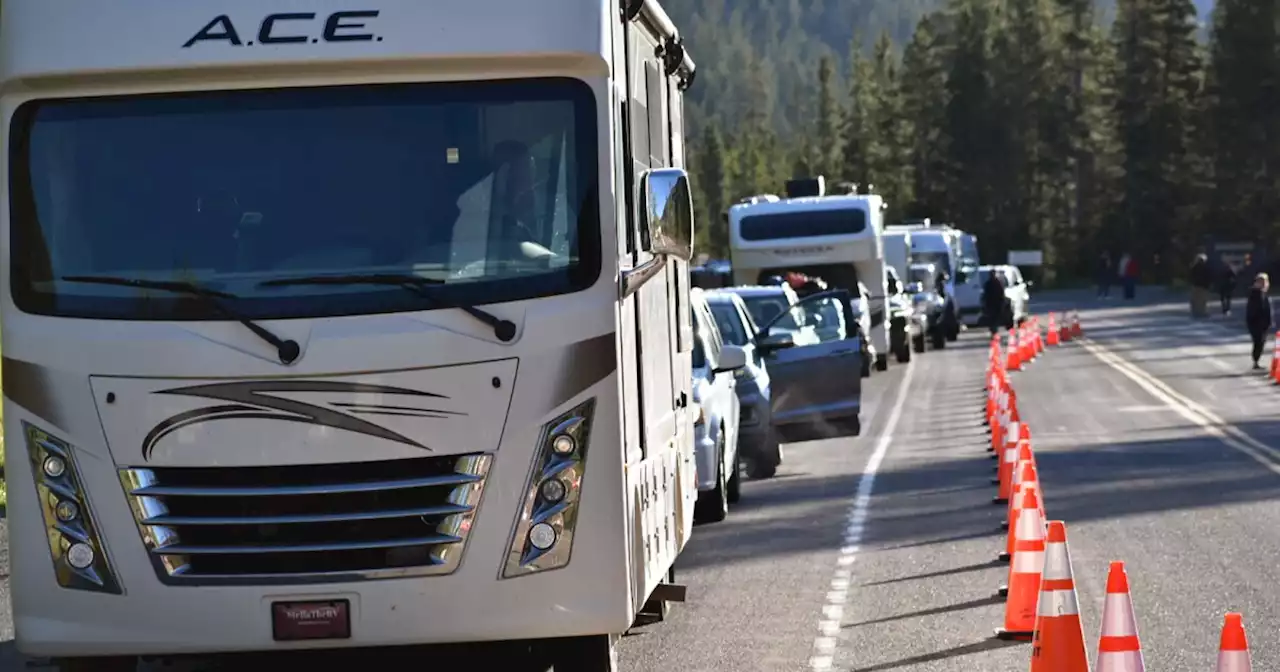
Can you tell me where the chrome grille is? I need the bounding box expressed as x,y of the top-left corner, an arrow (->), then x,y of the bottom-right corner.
120,454 -> 491,584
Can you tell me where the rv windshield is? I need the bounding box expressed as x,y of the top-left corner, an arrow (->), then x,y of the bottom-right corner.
960,236 -> 980,266
737,208 -> 866,241
913,252 -> 952,275
10,79 -> 599,320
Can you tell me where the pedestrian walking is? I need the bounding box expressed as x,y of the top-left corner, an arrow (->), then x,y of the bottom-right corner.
1217,256 -> 1238,316
1118,251 -> 1138,300
1190,253 -> 1211,318
981,270 -> 1006,336
1246,273 -> 1272,370
1095,252 -> 1113,299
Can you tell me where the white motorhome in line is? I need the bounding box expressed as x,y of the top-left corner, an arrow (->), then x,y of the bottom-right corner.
728,192 -> 892,371
0,1 -> 761,669
882,229 -> 912,282
884,220 -> 982,338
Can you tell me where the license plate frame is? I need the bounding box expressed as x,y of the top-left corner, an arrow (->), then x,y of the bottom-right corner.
271,599 -> 351,642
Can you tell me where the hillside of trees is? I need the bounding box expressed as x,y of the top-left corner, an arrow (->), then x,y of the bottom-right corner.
671,0 -> 1264,284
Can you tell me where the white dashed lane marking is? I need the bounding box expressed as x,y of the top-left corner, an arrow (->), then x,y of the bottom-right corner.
808,360 -> 917,671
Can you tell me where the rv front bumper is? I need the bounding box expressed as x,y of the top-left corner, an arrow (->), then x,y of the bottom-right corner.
9,409 -> 639,657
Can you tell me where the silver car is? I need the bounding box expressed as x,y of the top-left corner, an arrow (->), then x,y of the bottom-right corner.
721,285 -> 864,441
705,291 -> 782,479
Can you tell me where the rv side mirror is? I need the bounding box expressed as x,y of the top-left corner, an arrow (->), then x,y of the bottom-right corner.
642,168 -> 694,261
714,344 -> 749,373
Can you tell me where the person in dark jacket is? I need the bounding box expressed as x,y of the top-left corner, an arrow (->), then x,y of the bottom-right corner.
981,270 -> 1007,336
1189,253 -> 1211,318
1218,257 -> 1238,316
1245,273 -> 1272,370
1095,253 -> 1113,299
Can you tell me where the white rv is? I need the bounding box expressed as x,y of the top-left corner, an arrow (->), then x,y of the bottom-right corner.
884,220 -> 982,338
728,193 -> 892,372
0,1 -> 732,669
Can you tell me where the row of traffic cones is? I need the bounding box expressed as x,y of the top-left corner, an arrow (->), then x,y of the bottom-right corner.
985,318 -> 1251,670
1007,312 -> 1083,372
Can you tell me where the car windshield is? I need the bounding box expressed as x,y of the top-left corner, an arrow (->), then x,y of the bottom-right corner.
742,295 -> 801,331
709,303 -> 749,346
10,79 -> 599,320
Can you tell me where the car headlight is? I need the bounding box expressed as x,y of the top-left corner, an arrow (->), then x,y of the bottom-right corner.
22,422 -> 121,594
503,398 -> 595,578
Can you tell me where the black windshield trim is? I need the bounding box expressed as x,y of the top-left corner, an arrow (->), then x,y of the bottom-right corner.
8,79 -> 601,321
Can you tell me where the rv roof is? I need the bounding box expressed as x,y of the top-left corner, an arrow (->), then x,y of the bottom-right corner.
728,193 -> 881,218
0,0 -> 694,85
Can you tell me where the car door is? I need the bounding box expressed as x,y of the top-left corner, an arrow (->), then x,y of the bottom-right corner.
754,289 -> 862,432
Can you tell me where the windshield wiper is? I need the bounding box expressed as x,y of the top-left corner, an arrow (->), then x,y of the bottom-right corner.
61,275 -> 302,364
258,273 -> 518,342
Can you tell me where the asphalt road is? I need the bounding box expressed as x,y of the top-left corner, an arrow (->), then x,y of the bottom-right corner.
5,288 -> 1280,670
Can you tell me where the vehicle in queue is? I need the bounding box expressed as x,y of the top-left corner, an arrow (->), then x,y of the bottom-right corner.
727,176 -> 893,373
907,262 -> 950,350
688,289 -> 746,523
720,285 -> 864,441
703,290 -> 782,479
885,219 -> 972,341
979,264 -> 1032,327
885,265 -> 923,361
0,0 -> 714,669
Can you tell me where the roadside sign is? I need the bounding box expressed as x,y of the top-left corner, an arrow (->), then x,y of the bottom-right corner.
1007,250 -> 1044,266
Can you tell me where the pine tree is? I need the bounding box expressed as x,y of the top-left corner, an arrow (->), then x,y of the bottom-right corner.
898,13 -> 950,217
813,56 -> 842,177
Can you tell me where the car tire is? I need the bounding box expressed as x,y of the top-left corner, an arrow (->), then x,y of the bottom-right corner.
896,339 -> 912,363
875,353 -> 889,371
912,334 -> 926,353
726,447 -> 742,504
695,433 -> 728,524
861,356 -> 872,378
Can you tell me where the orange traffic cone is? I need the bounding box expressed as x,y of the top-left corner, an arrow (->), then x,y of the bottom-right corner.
1270,334 -> 1279,383
1047,313 -> 1060,346
1071,310 -> 1083,338
1035,317 -> 1045,354
1095,561 -> 1144,671
1002,444 -> 1040,535
1030,521 -> 1089,672
1000,428 -> 1036,511
994,421 -> 1021,502
1007,330 -> 1022,371
995,488 -> 1045,640
1215,612 -> 1251,671
999,477 -> 1039,567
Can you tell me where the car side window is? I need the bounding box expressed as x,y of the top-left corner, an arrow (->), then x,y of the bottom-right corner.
701,305 -> 723,364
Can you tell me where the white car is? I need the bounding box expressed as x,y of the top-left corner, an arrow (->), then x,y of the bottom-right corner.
979,264 -> 1032,326
690,288 -> 748,523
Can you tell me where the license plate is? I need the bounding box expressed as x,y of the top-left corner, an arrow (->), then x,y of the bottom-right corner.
271,599 -> 351,642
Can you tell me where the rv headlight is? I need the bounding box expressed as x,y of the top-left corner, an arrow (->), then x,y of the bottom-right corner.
22,422 -> 121,594
503,398 -> 595,578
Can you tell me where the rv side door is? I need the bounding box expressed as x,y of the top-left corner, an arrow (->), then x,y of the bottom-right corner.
756,290 -> 862,435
